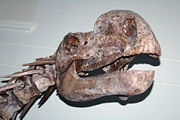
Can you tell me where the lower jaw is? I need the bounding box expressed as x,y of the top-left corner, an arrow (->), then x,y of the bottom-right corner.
59,62 -> 154,102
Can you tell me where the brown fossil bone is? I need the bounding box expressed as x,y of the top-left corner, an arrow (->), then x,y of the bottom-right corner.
0,10 -> 161,120
55,10 -> 161,101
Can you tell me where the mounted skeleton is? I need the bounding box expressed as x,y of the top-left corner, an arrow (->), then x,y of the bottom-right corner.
0,10 -> 161,120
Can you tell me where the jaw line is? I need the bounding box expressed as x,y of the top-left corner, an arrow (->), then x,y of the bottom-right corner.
60,61 -> 154,102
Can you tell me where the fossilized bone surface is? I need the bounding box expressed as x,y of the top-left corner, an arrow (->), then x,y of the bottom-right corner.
0,10 -> 161,120
55,10 -> 161,101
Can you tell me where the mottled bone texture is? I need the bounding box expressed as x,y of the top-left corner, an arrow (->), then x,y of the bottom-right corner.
55,10 -> 161,101
0,10 -> 161,120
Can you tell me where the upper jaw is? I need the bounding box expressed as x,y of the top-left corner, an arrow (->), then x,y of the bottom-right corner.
74,42 -> 161,76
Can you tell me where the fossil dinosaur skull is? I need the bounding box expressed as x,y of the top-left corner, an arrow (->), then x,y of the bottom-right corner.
0,10 -> 161,120
55,10 -> 161,101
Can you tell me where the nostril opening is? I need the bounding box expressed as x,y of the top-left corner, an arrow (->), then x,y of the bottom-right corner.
84,41 -> 88,45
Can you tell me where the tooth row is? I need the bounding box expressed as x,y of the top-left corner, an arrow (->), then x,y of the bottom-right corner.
114,60 -> 118,66
121,64 -> 129,71
78,72 -> 89,76
102,65 -> 111,72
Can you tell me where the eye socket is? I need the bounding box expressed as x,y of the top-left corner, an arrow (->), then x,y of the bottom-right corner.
69,45 -> 78,53
64,35 -> 79,53
123,18 -> 137,38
